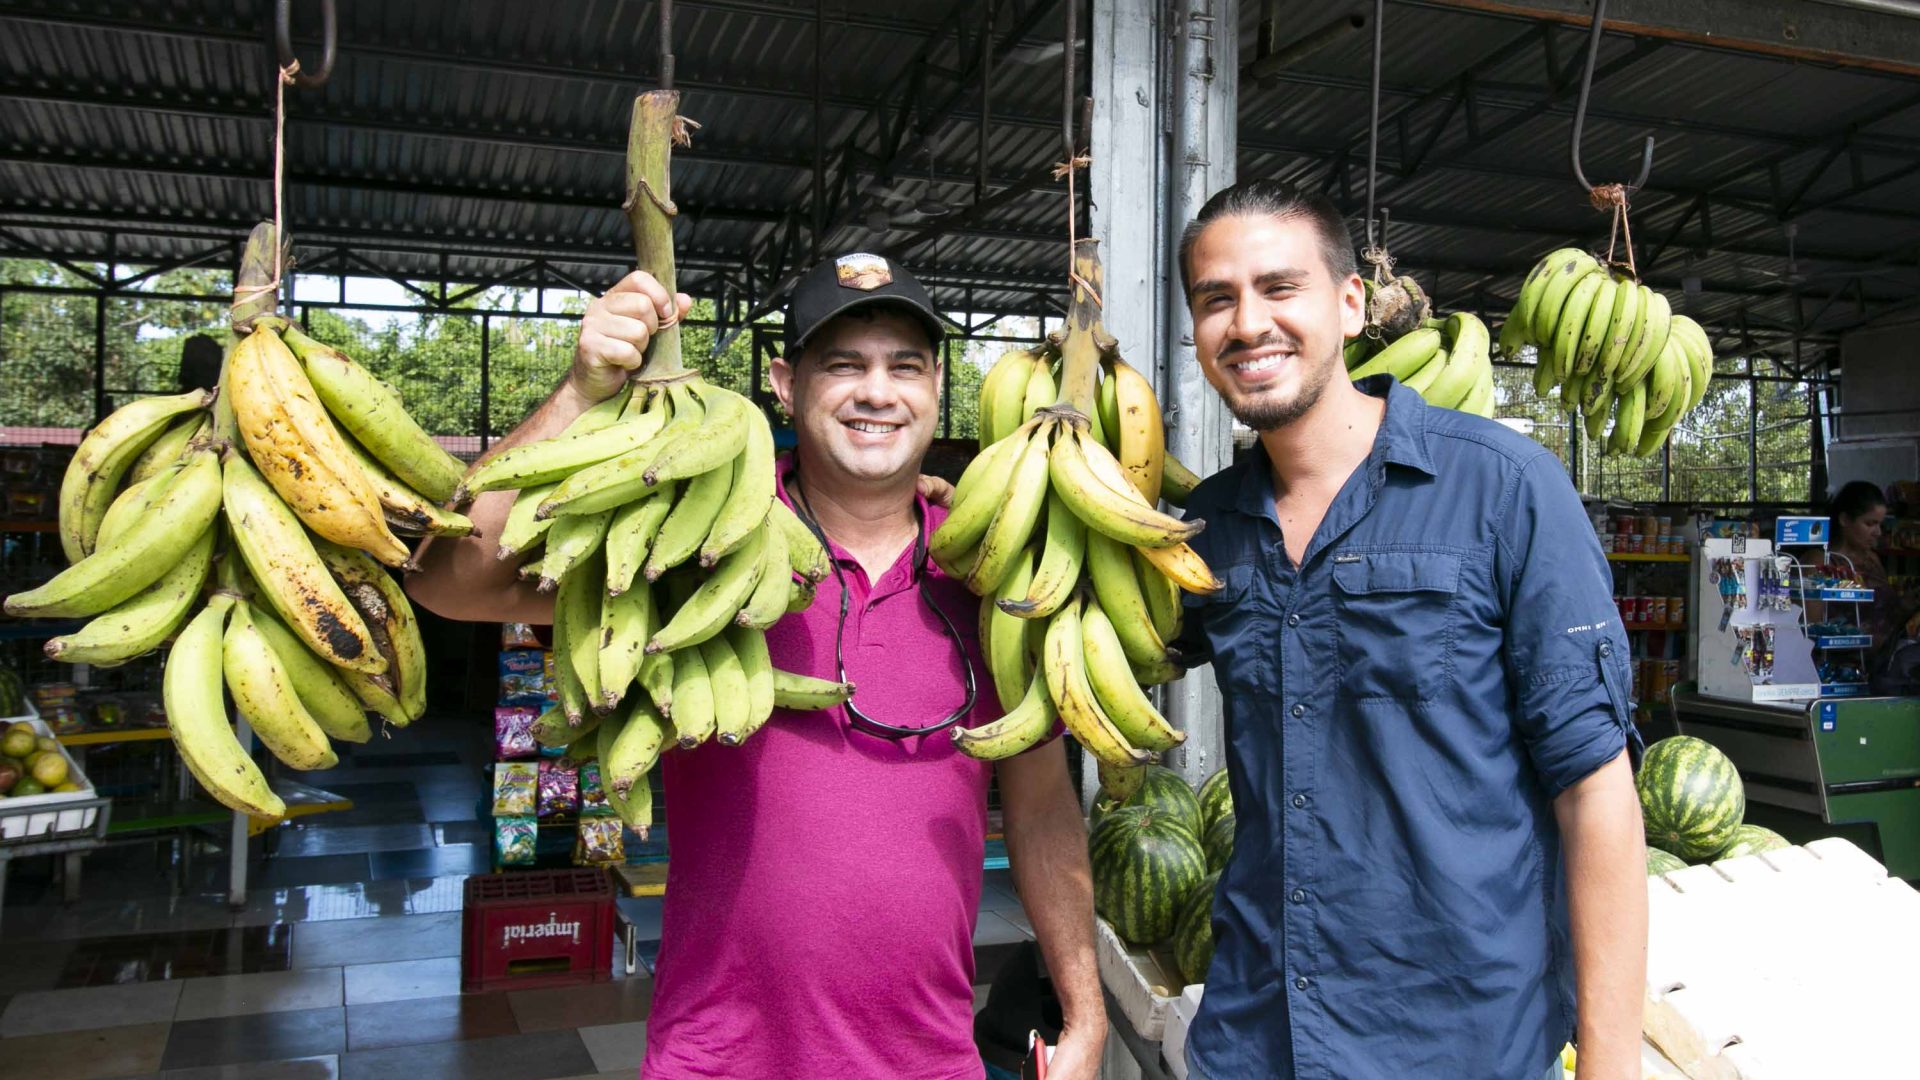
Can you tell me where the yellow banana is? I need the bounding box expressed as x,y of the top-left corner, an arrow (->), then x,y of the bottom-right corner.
1081,598 -> 1184,753
1043,597 -> 1152,770
772,669 -> 854,710
698,404 -> 776,565
965,424 -> 1053,596
647,526 -> 767,654
224,602 -> 338,771
985,549 -> 1038,711
668,640 -> 715,747
1087,531 -> 1169,668
279,322 -> 466,502
1134,539 -> 1222,595
951,667 -> 1057,761
58,388 -> 211,561
606,486 -> 676,596
248,602 -> 371,743
6,446 -> 222,620
339,668 -> 410,730
228,327 -> 406,565
644,462 -> 733,580
1000,492 -> 1084,620
1108,358 -> 1166,502
1050,425 -> 1201,549
166,597 -> 285,819
44,525 -> 213,667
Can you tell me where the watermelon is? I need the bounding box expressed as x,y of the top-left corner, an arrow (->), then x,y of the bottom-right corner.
1637,736 -> 1745,861
1091,764 -> 1203,835
0,666 -> 22,717
1090,806 -> 1207,945
1203,812 -> 1235,873
1646,848 -> 1687,876
1197,768 -> 1232,832
1172,869 -> 1220,986
1713,823 -> 1789,861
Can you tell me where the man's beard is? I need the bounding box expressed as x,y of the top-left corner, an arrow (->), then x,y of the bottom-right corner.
1219,342 -> 1339,432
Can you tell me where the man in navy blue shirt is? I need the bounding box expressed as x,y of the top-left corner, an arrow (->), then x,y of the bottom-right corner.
1174,179 -> 1647,1080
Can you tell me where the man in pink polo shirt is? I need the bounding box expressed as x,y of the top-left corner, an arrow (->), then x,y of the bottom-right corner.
411,256 -> 1105,1080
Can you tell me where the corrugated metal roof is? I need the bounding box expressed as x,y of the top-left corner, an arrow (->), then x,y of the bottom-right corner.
2,0 -> 1918,357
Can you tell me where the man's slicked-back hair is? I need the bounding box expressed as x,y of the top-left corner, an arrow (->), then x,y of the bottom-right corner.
1178,179 -> 1360,297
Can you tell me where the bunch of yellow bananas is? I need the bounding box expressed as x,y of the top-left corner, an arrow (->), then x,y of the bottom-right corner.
1499,247 -> 1715,456
3,248 -> 468,820
1342,310 -> 1498,417
936,241 -> 1218,800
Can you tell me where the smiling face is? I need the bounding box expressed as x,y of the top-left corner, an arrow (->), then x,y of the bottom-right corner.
1184,213 -> 1365,431
769,306 -> 941,488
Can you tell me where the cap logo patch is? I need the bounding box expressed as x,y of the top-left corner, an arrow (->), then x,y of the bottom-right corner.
835,253 -> 892,291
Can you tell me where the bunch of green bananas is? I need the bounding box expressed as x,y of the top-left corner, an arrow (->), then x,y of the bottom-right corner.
936,241 -> 1219,797
1499,247 -> 1714,456
1342,310 -> 1498,418
458,371 -> 861,831
3,258 -> 468,820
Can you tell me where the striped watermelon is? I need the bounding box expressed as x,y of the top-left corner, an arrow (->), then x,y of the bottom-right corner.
1203,812 -> 1235,873
1197,768 -> 1232,832
1091,765 -> 1203,835
1090,806 -> 1207,946
1713,823 -> 1789,861
1172,869 -> 1220,986
1646,848 -> 1687,876
1638,736 -> 1745,861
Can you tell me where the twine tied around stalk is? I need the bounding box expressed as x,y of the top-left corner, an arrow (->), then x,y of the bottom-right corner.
231,61 -> 301,320
1054,153 -> 1103,308
1590,182 -> 1638,278
1361,243 -> 1395,285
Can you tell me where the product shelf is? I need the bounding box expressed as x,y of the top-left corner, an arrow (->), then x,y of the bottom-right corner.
1607,552 -> 1690,564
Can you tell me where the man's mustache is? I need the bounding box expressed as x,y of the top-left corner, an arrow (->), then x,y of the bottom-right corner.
1218,332 -> 1296,359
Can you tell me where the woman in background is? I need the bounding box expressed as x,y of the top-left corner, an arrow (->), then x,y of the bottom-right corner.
1828,481 -> 1914,649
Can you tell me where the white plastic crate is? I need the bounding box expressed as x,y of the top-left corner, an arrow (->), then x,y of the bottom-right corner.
1095,917 -> 1184,1042
0,715 -> 106,843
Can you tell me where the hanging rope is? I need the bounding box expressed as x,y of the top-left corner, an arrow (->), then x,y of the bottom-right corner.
1590,181 -> 1638,278
231,61 -> 300,320
1054,148 -> 1101,308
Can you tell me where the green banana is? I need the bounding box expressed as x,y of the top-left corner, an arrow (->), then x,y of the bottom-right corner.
1594,274 -> 1642,381
280,322 -> 466,502
604,698 -> 673,799
1133,547 -> 1183,646
58,388 -> 212,562
343,436 -> 474,539
643,385 -> 753,486
1572,276 -> 1618,375
1087,530 -> 1170,668
1608,382 -> 1647,457
644,463 -> 733,580
930,420 -> 1033,569
772,669 -> 854,710
1403,347 -> 1449,396
1644,337 -> 1686,420
1549,270 -> 1605,382
314,539 -> 427,721
538,509 -> 614,591
533,704 -> 590,748
985,550 -> 1039,711
951,667 -> 1056,761
698,405 -> 776,566
458,386 -> 653,497
730,625 -> 776,742
647,527 -> 768,655
1531,250 -> 1600,343
598,576 -> 653,711
1618,287 -> 1671,389
1347,326 -> 1442,382
965,424 -> 1053,596
1422,314 -> 1486,410
497,482 -> 560,560
552,547 -> 602,722
536,384 -> 701,517
606,487 -> 676,596
96,466 -> 179,552
669,641 -> 715,747
127,414 -> 207,487
734,524 -> 792,630
44,525 -> 214,667
770,499 -> 832,583
704,632 -> 754,746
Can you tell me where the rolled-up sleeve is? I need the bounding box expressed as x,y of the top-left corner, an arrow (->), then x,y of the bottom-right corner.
1495,454 -> 1641,798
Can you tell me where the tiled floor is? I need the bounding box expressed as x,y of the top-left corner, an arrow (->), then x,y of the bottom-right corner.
0,715 -> 1043,1080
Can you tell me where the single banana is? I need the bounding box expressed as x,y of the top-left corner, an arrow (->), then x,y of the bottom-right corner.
248,602 -> 372,743
1583,381 -> 1613,441
598,576 -> 653,711
1133,547 -> 1183,646
6,446 -> 222,619
535,703 -> 593,748
458,386 -> 651,496
128,413 -> 207,487
606,486 -> 676,596
604,698 -> 674,799
644,463 -> 734,580
224,602 -> 338,771
58,388 -> 212,561
1669,315 -> 1714,413
228,327 -> 405,565
1643,336 -> 1685,420
1531,251 -> 1601,343
339,668 -> 410,729
1050,425 -> 1202,549
975,346 -> 1028,450
1096,360 -> 1123,449
668,640 -> 715,747
1560,370 -> 1588,416
279,322 -> 466,501
699,405 -> 776,565
1043,598 -> 1153,770
1134,539 -> 1222,595
45,525 -> 214,667
704,631 -> 755,745
648,527 -> 767,654
1081,598 -> 1184,753
165,597 -> 285,818
985,550 -> 1039,711
640,647 -> 676,720
552,548 -> 602,723
342,436 -> 473,538
772,669 -> 854,710
95,467 -> 178,552
496,483 -> 559,560
730,625 -> 776,741
930,420 -> 1035,568
1459,361 -> 1497,419
787,577 -> 817,614
1347,326 -> 1443,382
536,387 -> 699,518
644,384 -> 754,486
1402,347 -> 1450,396
1607,382 -> 1647,457
999,492 -> 1084,620
538,509 -> 614,591
1594,273 -> 1642,381
1108,358 -> 1166,502
965,425 -> 1053,596
1097,760 -> 1148,805
1087,530 -> 1170,668
1572,276 -> 1618,375
1159,454 -> 1201,508
1502,250 -> 1562,353
314,539 -> 427,720
734,524 -> 793,630
770,499 -> 832,583
1422,314 -> 1487,410
1634,372 -> 1691,457
1619,287 -> 1671,389
1548,271 -> 1604,385
1020,354 -> 1057,420
951,667 -> 1056,761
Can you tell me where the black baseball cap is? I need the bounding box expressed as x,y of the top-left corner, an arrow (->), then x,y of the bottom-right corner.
783,253 -> 946,356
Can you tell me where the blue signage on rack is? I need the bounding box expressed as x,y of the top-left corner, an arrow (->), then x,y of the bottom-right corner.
1774,516 -> 1828,546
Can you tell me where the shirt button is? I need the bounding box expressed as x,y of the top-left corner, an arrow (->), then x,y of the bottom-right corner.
1291,793 -> 1308,809
1286,613 -> 1300,627
1290,703 -> 1306,718
1599,641 -> 1613,658
1294,976 -> 1311,991
1289,888 -> 1307,903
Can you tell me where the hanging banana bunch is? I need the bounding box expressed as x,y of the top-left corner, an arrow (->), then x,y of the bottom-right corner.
453,90 -> 850,834
4,221 -> 471,821
1496,247 -> 1714,456
937,239 -> 1219,802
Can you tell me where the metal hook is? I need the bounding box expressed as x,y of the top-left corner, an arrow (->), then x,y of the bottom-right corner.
1570,0 -> 1653,193
1363,0 -> 1383,251
273,0 -> 336,88
659,0 -> 676,90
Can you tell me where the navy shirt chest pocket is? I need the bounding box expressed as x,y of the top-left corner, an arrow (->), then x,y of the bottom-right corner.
1331,549 -> 1463,703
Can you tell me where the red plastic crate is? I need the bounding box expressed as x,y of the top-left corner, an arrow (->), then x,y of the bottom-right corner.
461,869 -> 616,993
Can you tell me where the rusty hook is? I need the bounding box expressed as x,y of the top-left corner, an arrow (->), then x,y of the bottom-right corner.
659,0 -> 676,91
1570,0 -> 1653,194
274,0 -> 336,88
